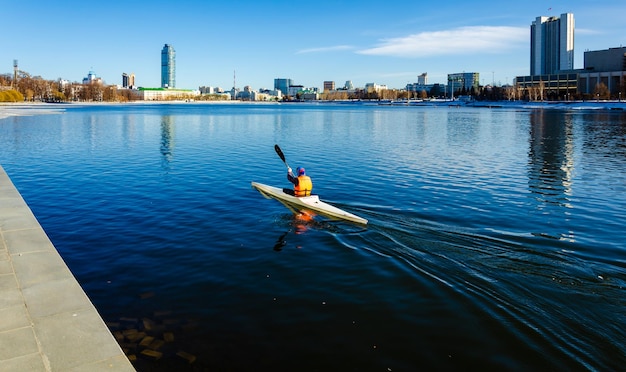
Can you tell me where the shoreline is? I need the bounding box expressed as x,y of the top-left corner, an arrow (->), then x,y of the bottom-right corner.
2,99 -> 625,121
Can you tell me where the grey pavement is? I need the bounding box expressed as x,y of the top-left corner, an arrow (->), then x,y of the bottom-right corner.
0,165 -> 135,371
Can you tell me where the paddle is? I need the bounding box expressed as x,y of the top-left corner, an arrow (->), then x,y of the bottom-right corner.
274,144 -> 290,171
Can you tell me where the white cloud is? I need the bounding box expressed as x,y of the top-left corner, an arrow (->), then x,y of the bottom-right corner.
296,45 -> 354,54
575,28 -> 602,35
357,26 -> 527,58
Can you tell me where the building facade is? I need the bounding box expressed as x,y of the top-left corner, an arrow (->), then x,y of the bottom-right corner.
161,44 -> 176,88
417,73 -> 427,85
132,88 -> 198,101
447,72 -> 479,96
531,13 -> 574,75
578,46 -> 626,96
516,44 -> 626,100
323,81 -> 335,92
82,70 -> 102,85
274,78 -> 293,95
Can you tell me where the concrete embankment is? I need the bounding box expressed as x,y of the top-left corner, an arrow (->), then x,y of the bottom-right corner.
0,165 -> 134,371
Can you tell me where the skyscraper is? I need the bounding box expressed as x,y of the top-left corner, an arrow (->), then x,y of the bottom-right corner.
161,44 -> 176,88
530,13 -> 574,75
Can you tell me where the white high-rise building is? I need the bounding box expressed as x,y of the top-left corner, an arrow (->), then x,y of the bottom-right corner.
530,13 -> 574,75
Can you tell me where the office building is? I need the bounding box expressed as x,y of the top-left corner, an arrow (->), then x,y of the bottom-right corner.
578,46 -> 626,96
447,72 -> 479,96
531,13 -> 574,75
274,78 -> 293,95
517,12 -> 625,100
123,73 -> 136,88
161,44 -> 176,88
417,73 -> 427,85
323,81 -> 335,92
82,70 -> 102,85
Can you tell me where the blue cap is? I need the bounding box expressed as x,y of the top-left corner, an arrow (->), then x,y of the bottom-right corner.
297,167 -> 305,175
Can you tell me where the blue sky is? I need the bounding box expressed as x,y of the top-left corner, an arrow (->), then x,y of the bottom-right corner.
3,0 -> 625,90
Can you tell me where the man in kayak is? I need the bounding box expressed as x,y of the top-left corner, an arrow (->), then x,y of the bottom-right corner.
287,167 -> 313,197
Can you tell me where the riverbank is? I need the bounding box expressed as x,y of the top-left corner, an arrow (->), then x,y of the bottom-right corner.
467,100 -> 626,110
0,165 -> 134,371
2,99 -> 626,122
0,103 -> 67,120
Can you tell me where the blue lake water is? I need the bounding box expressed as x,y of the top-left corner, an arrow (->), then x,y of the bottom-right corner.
1,103 -> 625,370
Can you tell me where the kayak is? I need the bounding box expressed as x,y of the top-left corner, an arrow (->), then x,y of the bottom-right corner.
251,182 -> 368,225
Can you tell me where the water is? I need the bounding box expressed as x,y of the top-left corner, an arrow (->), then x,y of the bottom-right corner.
1,103 -> 625,371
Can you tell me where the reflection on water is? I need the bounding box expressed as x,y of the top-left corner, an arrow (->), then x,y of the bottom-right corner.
527,110 -> 575,240
0,104 -> 625,371
160,115 -> 174,166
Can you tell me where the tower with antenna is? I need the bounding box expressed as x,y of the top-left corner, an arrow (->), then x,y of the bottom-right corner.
232,70 -> 237,100
13,59 -> 18,87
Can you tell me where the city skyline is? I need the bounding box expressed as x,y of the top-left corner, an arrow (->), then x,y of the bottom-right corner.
3,1 -> 625,90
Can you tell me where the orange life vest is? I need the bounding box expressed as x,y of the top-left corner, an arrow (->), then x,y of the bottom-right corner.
294,175 -> 312,197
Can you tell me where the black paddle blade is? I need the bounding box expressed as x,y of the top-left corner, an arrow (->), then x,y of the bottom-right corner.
274,144 -> 286,163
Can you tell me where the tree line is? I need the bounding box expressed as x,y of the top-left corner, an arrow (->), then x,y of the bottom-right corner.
1,71 -> 113,102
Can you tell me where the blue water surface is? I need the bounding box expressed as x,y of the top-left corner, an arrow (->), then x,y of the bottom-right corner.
1,102 -> 625,370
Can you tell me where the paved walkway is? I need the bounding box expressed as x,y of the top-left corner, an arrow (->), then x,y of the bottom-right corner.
0,166 -> 134,371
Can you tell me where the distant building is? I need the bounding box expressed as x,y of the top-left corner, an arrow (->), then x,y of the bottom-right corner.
417,73 -> 427,85
323,81 -> 335,92
199,86 -> 226,94
259,88 -> 283,100
531,13 -> 574,75
344,80 -> 354,90
407,73 -> 437,96
517,46 -> 626,99
288,84 -> 304,97
82,70 -> 102,84
365,83 -> 388,93
122,73 -> 136,89
584,47 -> 626,72
274,78 -> 293,95
447,72 -> 479,96
161,44 -> 176,88
199,86 -> 215,94
517,12 -> 626,100
406,82 -> 440,96
301,92 -> 319,101
238,85 -> 254,100
132,87 -> 198,101
578,47 -> 626,96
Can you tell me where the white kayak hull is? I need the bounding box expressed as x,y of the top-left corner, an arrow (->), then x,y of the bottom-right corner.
251,182 -> 368,225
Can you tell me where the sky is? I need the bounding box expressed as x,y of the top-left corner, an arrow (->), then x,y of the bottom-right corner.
3,0 -> 625,91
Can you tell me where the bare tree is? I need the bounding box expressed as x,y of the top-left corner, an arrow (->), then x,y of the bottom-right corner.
594,82 -> 610,100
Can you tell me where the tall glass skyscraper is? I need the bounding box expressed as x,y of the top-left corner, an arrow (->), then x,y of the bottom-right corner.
161,44 -> 176,88
530,13 -> 574,75
274,78 -> 292,95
